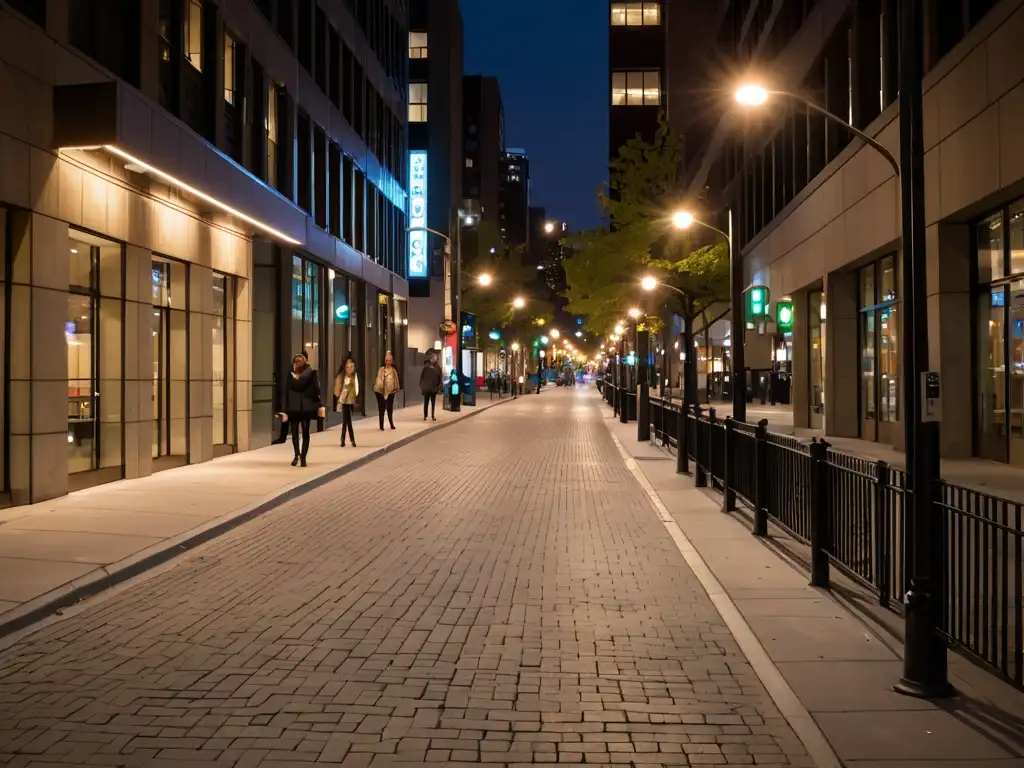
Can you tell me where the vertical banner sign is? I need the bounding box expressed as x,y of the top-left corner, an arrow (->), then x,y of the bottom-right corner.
408,151 -> 428,278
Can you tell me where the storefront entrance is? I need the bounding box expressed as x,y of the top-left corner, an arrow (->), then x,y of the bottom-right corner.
808,291 -> 826,429
858,255 -> 900,444
151,255 -> 188,469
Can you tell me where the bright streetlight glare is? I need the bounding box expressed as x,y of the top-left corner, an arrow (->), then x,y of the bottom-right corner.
641,275 -> 658,292
511,342 -> 520,352
550,329 -> 560,339
612,334 -> 621,342
512,296 -> 526,309
614,324 -> 625,335
575,331 -> 582,338
463,214 -> 475,226
628,307 -> 641,319
672,210 -> 695,230
544,222 -> 555,234
736,83 -> 769,106
489,247 -> 496,254
476,273 -> 493,286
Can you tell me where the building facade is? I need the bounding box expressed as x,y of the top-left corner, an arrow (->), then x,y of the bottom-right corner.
690,0 -> 1020,465
499,149 -> 530,246
0,0 -> 409,506
462,75 -> 504,233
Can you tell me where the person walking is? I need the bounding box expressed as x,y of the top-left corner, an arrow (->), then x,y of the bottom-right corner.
373,351 -> 401,431
333,357 -> 359,447
285,352 -> 324,467
419,352 -> 442,421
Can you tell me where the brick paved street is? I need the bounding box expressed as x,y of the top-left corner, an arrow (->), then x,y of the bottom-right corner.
0,389 -> 811,767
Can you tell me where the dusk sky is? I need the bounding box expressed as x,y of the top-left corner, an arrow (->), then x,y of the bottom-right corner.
459,0 -> 608,232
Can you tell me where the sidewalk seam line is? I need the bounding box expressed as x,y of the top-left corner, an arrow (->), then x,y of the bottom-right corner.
0,398 -> 512,645
606,427 -> 843,768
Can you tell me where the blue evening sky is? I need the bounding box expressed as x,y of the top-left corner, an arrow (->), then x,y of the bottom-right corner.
459,0 -> 608,231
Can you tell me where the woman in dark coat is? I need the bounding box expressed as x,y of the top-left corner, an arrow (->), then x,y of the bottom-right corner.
285,353 -> 324,467
419,351 -> 443,421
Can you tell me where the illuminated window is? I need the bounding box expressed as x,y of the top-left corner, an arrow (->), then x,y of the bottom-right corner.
266,83 -> 279,186
224,33 -> 237,104
611,70 -> 660,106
610,2 -> 661,26
185,0 -> 203,71
409,31 -> 427,59
409,82 -> 428,122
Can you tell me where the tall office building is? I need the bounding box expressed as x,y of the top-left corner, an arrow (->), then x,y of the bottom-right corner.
500,149 -> 530,247
406,0 -> 464,362
689,0 -> 1016,465
462,74 -> 505,250
0,0 -> 409,506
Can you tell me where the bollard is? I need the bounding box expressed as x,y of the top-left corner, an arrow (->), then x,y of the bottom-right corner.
809,439 -> 831,588
721,417 -> 737,513
874,460 -> 891,609
753,419 -> 769,537
693,404 -> 706,487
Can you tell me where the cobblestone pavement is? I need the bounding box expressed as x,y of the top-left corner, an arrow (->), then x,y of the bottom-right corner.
0,390 -> 812,767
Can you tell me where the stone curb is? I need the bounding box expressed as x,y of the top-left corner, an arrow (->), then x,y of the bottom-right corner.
0,397 -> 514,640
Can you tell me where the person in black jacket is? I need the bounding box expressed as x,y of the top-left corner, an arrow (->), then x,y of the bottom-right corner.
285,353 -> 324,467
419,351 -> 443,421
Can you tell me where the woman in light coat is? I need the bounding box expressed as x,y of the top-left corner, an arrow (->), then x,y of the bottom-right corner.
373,351 -> 401,431
334,358 -> 359,447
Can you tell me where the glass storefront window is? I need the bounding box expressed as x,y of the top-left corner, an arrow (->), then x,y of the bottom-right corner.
1009,280 -> 1024,460
979,286 -> 1008,462
290,254 -> 326,373
808,291 -> 825,426
878,305 -> 898,422
152,255 -> 188,465
68,231 -> 123,481
860,264 -> 875,307
1010,203 -> 1024,277
880,255 -> 896,302
212,273 -> 232,447
861,311 -> 876,421
977,212 -> 1003,284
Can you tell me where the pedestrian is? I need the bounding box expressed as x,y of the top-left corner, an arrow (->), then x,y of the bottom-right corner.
285,352 -> 324,467
419,351 -> 442,421
373,350 -> 401,431
333,357 -> 359,447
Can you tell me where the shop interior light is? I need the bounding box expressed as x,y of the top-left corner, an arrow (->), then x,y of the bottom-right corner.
80,145 -> 303,245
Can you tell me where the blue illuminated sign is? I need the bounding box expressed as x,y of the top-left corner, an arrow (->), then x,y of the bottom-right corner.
488,330 -> 501,340
408,151 -> 428,278
335,303 -> 350,322
993,290 -> 1006,307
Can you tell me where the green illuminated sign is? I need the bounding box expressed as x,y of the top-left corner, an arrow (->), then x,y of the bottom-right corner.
776,300 -> 794,332
744,285 -> 770,325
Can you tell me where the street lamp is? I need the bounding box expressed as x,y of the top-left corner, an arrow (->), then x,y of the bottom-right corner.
614,324 -> 625,335
512,296 -> 526,310
672,207 -> 741,421
550,328 -> 561,339
734,82 -> 900,177
628,307 -> 641,319
641,275 -> 659,292
476,272 -> 493,287
544,221 -> 555,234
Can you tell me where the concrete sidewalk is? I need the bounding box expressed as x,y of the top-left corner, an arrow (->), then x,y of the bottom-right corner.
602,398 -> 1024,767
0,394 -> 516,637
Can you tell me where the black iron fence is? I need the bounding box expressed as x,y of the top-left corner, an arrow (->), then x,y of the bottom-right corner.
620,382 -> 1024,689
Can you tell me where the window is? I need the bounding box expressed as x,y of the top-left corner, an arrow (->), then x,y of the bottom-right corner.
224,33 -> 237,104
267,82 -> 279,187
212,273 -> 234,451
67,231 -> 124,483
409,82 -> 428,122
409,31 -> 427,59
185,0 -> 203,71
291,255 -> 324,369
151,256 -> 188,465
611,70 -> 660,106
858,255 -> 899,435
466,158 -> 474,168
610,2 -> 660,26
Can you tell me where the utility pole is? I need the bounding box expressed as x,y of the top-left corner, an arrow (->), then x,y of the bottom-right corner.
895,0 -> 953,699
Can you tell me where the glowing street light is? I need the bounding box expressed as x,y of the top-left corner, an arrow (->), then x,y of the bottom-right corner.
544,221 -> 556,234
550,328 -> 561,339
476,273 -> 493,287
512,296 -> 526,309
735,83 -> 769,106
672,210 -> 695,230
614,324 -> 625,335
511,342 -> 520,352
575,330 -> 583,338
641,275 -> 659,292
628,307 -> 641,319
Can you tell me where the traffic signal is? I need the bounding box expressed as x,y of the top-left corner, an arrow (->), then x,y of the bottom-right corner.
745,285 -> 770,326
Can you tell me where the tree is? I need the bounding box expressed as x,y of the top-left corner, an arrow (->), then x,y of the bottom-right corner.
561,116 -> 729,398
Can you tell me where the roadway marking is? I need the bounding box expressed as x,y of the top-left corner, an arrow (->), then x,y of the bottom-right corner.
609,429 -> 843,768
